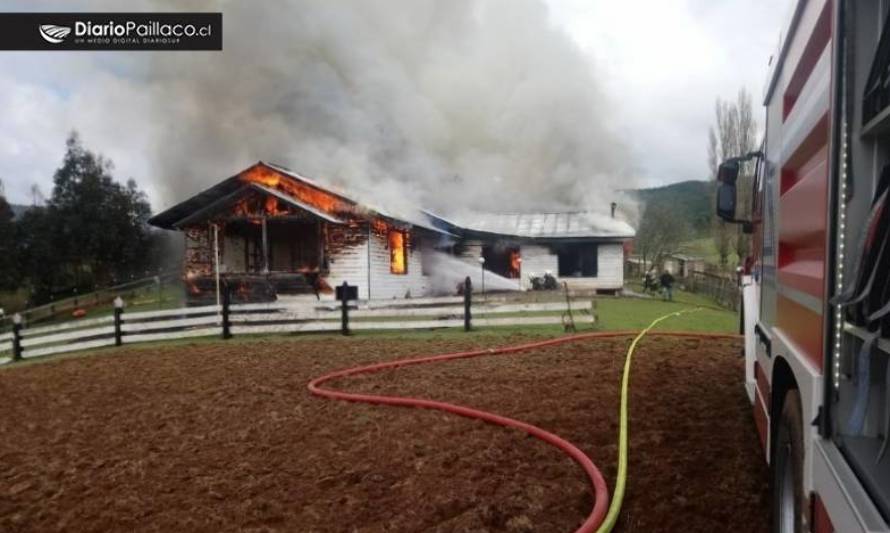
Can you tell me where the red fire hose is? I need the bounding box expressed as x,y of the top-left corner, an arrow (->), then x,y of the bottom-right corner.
308,330 -> 741,532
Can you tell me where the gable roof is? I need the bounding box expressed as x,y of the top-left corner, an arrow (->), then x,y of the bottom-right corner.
148,161 -> 453,236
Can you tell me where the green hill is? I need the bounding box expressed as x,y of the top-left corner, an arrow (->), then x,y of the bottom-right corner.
632,180 -> 713,235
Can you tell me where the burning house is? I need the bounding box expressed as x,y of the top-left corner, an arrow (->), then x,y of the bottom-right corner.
150,162 -> 635,303
148,162 -> 450,304
425,210 -> 634,293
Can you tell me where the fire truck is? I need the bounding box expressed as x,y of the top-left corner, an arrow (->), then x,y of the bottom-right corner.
716,1 -> 890,531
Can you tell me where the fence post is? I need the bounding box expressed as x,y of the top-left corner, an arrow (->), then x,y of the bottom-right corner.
113,297 -> 124,347
221,284 -> 232,340
340,283 -> 350,336
464,276 -> 472,332
12,313 -> 23,361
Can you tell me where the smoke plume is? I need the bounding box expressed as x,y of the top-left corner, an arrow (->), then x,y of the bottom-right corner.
145,0 -> 634,218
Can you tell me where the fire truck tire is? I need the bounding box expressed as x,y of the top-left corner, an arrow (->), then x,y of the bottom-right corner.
772,388 -> 806,533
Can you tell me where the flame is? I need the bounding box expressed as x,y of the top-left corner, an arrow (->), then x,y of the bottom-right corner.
265,196 -> 284,216
388,230 -> 406,274
229,191 -> 290,218
371,218 -> 390,236
509,250 -> 521,278
242,167 -> 281,188
239,166 -> 351,216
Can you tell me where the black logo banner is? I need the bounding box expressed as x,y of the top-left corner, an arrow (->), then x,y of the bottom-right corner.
0,12 -> 222,50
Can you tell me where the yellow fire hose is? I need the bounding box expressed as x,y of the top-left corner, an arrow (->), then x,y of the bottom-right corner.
596,307 -> 703,533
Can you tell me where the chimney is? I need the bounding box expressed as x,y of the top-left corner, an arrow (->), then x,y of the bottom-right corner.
610,202 -> 617,218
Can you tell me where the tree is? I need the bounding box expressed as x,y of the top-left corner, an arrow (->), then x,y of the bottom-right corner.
635,202 -> 689,274
0,179 -> 19,290
29,184 -> 45,206
708,88 -> 757,268
19,132 -> 153,302
16,206 -> 56,302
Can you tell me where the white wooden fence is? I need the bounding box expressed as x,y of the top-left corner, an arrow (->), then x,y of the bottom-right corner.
0,293 -> 595,365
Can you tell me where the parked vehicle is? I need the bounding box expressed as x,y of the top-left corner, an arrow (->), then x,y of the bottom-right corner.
717,1 -> 890,530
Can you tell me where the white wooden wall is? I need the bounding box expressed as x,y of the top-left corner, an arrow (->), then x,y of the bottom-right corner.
518,243 -> 558,284
324,235 -> 372,299
519,242 -> 625,291
324,226 -> 429,300
367,230 -> 428,299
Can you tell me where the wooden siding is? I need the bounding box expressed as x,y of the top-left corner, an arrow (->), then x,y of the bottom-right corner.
367,228 -> 429,299
519,242 -> 625,291
324,224 -> 371,299
324,223 -> 429,300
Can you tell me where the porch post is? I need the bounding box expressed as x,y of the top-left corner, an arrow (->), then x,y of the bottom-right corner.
366,222 -> 372,300
261,216 -> 269,274
463,277 -> 472,332
212,223 -> 221,313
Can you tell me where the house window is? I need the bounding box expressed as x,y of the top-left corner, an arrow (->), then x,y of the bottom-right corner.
557,244 -> 598,277
388,230 -> 407,274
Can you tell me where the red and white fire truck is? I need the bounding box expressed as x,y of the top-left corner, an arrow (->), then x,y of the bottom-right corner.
717,1 -> 890,531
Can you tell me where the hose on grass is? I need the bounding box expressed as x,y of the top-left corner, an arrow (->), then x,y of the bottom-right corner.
308,322 -> 738,533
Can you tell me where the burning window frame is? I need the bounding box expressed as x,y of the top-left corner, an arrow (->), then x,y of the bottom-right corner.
388,229 -> 407,275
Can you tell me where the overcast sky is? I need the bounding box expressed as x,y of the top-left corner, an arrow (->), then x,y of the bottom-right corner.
0,0 -> 792,210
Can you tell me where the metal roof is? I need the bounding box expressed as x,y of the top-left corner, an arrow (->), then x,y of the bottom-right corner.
426,211 -> 635,240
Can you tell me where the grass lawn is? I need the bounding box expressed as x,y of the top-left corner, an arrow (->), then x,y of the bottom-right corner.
11,283 -> 187,330
596,296 -> 737,333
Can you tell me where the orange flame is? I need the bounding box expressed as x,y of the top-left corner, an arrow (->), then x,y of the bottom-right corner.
371,218 -> 390,235
239,166 -> 351,216
265,196 -> 284,216
388,230 -> 406,274
509,250 -> 521,278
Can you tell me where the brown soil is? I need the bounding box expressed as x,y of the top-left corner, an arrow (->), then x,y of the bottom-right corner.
0,332 -> 768,532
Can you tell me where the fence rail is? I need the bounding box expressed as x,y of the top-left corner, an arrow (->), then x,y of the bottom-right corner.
0,281 -> 595,365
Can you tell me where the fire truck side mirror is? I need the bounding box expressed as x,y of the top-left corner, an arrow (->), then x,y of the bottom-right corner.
716,160 -> 739,222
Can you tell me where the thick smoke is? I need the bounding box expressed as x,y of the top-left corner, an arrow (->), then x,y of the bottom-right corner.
146,0 -> 634,218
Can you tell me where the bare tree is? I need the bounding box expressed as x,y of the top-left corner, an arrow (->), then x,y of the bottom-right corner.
708,88 -> 757,269
635,202 -> 689,274
29,184 -> 45,206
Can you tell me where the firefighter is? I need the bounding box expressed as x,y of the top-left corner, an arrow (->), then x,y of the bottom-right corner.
643,271 -> 656,293
659,270 -> 675,301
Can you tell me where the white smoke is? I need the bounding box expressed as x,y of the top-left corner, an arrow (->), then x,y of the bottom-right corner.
426,251 -> 522,295
142,0 -> 636,218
